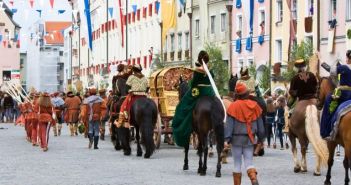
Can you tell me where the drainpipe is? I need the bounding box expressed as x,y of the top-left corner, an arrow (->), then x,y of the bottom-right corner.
316,0 -> 320,77
188,0 -> 193,67
226,1 -> 233,75
125,0 -> 128,64
268,0 -> 273,95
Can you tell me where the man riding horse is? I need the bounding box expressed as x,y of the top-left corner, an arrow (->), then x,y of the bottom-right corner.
320,51 -> 351,140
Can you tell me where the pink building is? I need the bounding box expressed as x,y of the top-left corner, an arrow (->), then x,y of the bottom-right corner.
231,0 -> 270,76
319,0 -> 350,77
0,3 -> 21,85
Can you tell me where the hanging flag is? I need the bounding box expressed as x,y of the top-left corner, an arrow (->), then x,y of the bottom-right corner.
161,0 -> 177,45
36,9 -> 42,17
0,34 -> 2,42
258,0 -> 264,2
108,7 -> 113,18
29,0 -> 34,8
84,0 -> 93,50
132,5 -> 137,15
246,36 -> 253,51
155,1 -> 160,14
9,1 -> 14,6
14,33 -> 18,41
179,0 -> 185,12
3,41 -> 7,48
117,0 -> 124,47
11,9 -> 17,13
236,0 -> 242,8
58,10 -> 66,14
49,0 -> 54,9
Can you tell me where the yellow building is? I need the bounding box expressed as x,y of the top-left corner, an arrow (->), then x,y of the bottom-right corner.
270,0 -> 318,93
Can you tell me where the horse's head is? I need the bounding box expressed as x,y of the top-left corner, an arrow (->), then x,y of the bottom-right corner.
317,77 -> 336,109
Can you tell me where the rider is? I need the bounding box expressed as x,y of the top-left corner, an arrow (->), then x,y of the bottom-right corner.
112,64 -> 133,97
288,59 -> 318,107
116,64 -> 149,128
172,50 -> 215,147
320,51 -> 351,140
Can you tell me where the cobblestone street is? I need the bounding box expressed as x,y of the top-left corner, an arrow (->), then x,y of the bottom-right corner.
0,123 -> 345,185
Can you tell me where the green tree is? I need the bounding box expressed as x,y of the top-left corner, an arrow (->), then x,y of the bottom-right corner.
258,66 -> 271,92
205,44 -> 230,96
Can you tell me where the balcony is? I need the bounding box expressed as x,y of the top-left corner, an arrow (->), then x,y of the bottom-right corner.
177,50 -> 182,60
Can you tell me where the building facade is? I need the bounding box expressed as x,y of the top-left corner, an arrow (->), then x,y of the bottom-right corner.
191,0 -> 231,67
0,3 -> 21,86
232,0 -> 270,75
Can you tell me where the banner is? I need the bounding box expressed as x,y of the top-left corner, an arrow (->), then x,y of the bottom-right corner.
49,0 -> 54,9
132,5 -> 137,15
29,0 -> 34,8
161,0 -> 177,45
84,0 -> 93,50
117,0 -> 124,47
155,1 -> 160,14
58,10 -> 66,14
108,7 -> 113,18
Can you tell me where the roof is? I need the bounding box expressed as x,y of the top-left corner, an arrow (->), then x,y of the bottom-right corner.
44,22 -> 72,45
1,3 -> 21,28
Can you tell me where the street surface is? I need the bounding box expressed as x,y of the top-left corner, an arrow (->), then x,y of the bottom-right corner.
0,123 -> 345,185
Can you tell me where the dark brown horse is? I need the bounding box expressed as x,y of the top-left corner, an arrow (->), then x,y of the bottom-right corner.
318,77 -> 351,185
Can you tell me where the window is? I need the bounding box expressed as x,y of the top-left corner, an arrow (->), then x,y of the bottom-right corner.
221,13 -> 226,32
329,0 -> 337,20
305,36 -> 313,46
236,14 -> 243,32
248,58 -> 254,66
307,0 -> 314,16
178,33 -> 182,50
238,59 -> 244,68
276,0 -> 283,23
210,15 -> 216,34
185,32 -> 189,50
291,0 -> 297,20
195,19 -> 200,37
347,0 -> 351,20
258,9 -> 266,34
170,34 -> 175,52
275,40 -> 282,63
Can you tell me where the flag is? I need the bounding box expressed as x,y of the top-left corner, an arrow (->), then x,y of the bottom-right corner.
84,0 -> 93,50
11,9 -> 17,13
108,7 -> 113,18
58,10 -> 66,14
50,0 -> 54,9
132,5 -> 137,15
117,0 -> 124,47
29,0 -> 34,8
155,1 -> 160,14
161,0 -> 177,45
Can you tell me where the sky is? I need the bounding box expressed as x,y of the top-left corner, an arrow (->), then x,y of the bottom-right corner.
2,0 -> 72,52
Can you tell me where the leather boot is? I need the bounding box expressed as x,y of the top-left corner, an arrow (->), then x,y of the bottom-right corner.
94,136 -> 99,149
247,168 -> 259,185
233,172 -> 242,185
88,134 -> 93,149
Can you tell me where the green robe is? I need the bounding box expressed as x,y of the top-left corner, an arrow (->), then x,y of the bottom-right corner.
172,70 -> 215,147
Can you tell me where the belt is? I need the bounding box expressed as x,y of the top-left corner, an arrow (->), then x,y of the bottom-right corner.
197,84 -> 211,87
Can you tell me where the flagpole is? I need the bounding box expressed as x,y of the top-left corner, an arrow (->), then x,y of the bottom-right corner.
106,0 -> 109,75
125,0 -> 128,65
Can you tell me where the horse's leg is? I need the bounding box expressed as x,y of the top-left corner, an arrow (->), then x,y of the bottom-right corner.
314,154 -> 322,176
201,135 -> 208,176
216,139 -> 223,178
289,134 -> 300,173
183,144 -> 189,170
343,156 -> 350,185
337,145 -> 341,156
300,139 -> 308,172
324,142 -> 337,185
197,137 -> 203,174
136,125 -> 142,157
208,131 -> 214,158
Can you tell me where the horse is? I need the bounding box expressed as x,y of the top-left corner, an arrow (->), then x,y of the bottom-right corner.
287,86 -> 329,176
318,77 -> 351,185
178,80 -> 225,177
118,97 -> 158,158
110,95 -> 125,151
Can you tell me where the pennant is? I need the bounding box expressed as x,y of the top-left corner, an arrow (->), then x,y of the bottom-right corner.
36,9 -> 42,17
58,10 -> 66,14
11,9 -> 17,13
49,0 -> 54,9
236,0 -> 242,8
9,1 -> 14,6
236,39 -> 241,53
84,0 -> 93,50
108,7 -> 113,18
14,33 -> 18,42
258,0 -> 264,2
161,0 -> 177,45
258,35 -> 264,45
118,0 -> 124,47
29,0 -> 34,8
246,36 -> 253,51
155,1 -> 160,14
132,5 -> 137,15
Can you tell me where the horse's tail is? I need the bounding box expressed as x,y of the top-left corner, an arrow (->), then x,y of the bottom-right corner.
211,98 -> 225,150
140,99 -> 156,158
305,105 -> 329,167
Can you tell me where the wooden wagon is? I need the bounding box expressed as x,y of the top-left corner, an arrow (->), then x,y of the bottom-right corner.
149,67 -> 193,148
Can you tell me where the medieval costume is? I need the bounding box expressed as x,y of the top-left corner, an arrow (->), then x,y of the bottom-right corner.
38,93 -> 56,152
112,64 -> 132,96
79,93 -> 90,138
172,51 -> 215,147
116,64 -> 148,128
83,88 -> 103,149
51,92 -> 65,136
64,91 -> 82,136
99,89 -> 108,140
225,82 -> 265,185
321,52 -> 351,139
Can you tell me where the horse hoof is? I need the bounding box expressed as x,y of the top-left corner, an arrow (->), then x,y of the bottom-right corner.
124,150 -> 131,156
144,153 -> 151,159
200,171 -> 206,176
294,167 -> 301,173
324,181 -> 331,185
301,169 -> 307,173
115,145 -> 122,151
313,172 -> 321,176
183,165 -> 189,171
137,152 -> 143,157
197,168 -> 202,174
215,172 -> 221,178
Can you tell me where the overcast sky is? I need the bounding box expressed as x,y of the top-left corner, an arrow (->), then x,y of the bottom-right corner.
2,0 -> 72,52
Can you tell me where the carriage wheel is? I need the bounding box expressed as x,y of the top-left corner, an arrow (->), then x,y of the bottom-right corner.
153,115 -> 162,149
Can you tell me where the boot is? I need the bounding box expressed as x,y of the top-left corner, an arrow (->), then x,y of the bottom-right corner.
53,125 -> 58,136
94,136 -> 99,149
247,168 -> 259,185
58,124 -> 62,136
74,124 -> 78,136
233,172 -> 242,185
69,124 -> 74,136
88,134 -> 93,149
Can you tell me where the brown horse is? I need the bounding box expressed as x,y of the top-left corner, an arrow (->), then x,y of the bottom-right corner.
318,77 -> 351,185
288,98 -> 329,175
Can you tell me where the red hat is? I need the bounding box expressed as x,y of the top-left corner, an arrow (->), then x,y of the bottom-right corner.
42,92 -> 50,97
235,82 -> 248,95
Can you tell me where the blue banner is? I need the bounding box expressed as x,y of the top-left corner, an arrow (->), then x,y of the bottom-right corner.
0,35 -> 2,42
155,1 -> 160,14
108,7 -> 113,18
36,10 -> 42,17
249,0 -> 254,34
132,5 -> 137,15
11,9 -> 17,13
58,10 -> 66,14
236,0 -> 242,8
236,39 -> 241,53
258,0 -> 264,3
246,37 -> 253,51
258,35 -> 264,45
84,0 -> 93,50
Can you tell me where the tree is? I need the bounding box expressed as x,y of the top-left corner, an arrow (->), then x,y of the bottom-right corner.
258,66 -> 271,92
205,44 -> 230,96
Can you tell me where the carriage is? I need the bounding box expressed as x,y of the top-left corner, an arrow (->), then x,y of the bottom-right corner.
149,67 -> 193,148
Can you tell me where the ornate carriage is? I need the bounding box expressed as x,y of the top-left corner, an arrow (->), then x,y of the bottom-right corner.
149,67 -> 193,148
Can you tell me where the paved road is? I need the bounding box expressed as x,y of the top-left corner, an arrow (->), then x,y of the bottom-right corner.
0,123 -> 346,185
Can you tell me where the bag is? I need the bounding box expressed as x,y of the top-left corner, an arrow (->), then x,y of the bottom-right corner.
78,123 -> 85,134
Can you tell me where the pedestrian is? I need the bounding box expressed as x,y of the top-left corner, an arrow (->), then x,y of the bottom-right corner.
38,92 -> 55,152
274,95 -> 286,150
265,97 -> 275,148
83,88 -> 103,149
25,93 -> 40,146
225,82 -> 265,185
79,92 -> 90,138
3,93 -> 14,122
51,92 -> 65,136
64,91 -> 82,136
